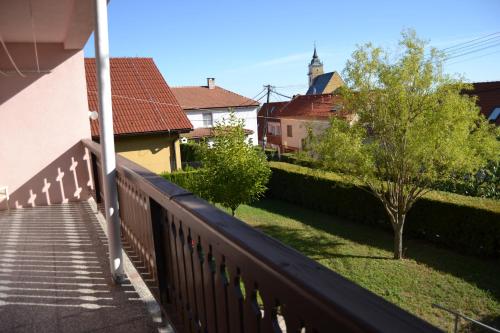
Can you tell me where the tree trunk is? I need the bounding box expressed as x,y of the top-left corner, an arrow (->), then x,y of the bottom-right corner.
394,225 -> 404,259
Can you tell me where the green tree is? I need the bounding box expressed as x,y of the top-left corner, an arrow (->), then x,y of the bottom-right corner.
311,30 -> 499,259
195,113 -> 271,216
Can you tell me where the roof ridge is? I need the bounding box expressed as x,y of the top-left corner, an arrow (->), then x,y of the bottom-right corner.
472,81 -> 500,84
171,85 -> 207,89
84,57 -> 154,60
172,85 -> 258,103
214,86 -> 259,104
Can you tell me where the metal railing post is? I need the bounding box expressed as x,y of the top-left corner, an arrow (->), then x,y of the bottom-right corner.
93,0 -> 124,282
433,303 -> 500,333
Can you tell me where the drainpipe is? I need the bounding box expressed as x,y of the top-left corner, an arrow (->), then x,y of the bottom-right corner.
94,0 -> 124,282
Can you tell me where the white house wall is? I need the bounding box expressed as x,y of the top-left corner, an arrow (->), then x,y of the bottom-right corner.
185,106 -> 259,145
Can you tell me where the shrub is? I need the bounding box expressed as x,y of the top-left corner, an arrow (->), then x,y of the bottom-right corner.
257,147 -> 280,161
161,170 -> 200,193
280,153 -> 319,168
267,162 -> 500,257
180,143 -> 201,163
195,114 -> 271,215
431,161 -> 500,200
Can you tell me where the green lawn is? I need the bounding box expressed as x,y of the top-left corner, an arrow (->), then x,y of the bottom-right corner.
231,198 -> 500,332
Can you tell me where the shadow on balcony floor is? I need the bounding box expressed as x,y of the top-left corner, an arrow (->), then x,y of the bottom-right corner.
0,202 -> 157,333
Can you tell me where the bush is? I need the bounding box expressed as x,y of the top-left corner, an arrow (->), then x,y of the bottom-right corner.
161,170 -> 200,193
255,147 -> 280,161
432,161 -> 500,200
267,162 -> 500,258
180,143 -> 201,163
257,148 -> 319,168
280,153 -> 318,168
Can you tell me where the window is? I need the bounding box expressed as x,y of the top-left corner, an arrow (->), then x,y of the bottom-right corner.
488,107 -> 500,122
267,123 -> 281,136
202,113 -> 213,127
268,123 -> 276,135
287,125 -> 293,137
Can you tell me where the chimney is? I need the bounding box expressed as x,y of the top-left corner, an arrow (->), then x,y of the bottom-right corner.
207,78 -> 215,89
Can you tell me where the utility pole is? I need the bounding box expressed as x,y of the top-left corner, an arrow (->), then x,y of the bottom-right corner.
261,84 -> 273,150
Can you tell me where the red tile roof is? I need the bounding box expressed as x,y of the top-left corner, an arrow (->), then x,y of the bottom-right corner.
85,58 -> 193,137
171,86 -> 260,110
464,81 -> 500,125
258,94 -> 347,120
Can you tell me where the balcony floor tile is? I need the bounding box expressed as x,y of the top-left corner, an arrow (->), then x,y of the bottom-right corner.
0,202 -> 157,333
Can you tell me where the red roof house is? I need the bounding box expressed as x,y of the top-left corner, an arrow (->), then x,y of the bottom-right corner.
172,79 -> 260,144
258,94 -> 352,152
85,58 -> 193,173
464,81 -> 500,126
85,58 -> 192,137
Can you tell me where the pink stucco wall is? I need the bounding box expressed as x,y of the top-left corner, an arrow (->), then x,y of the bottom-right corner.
0,43 -> 92,209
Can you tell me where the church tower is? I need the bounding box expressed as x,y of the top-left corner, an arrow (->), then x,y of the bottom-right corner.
308,46 -> 324,87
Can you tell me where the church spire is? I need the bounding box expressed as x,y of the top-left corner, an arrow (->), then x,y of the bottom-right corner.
308,43 -> 324,87
310,43 -> 322,65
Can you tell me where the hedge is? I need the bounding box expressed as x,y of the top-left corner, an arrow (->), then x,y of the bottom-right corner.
161,170 -> 199,192
161,162 -> 500,257
279,153 -> 319,168
180,143 -> 201,163
267,162 -> 500,258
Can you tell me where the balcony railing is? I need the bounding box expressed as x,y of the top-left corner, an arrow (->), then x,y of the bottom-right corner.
82,139 -> 440,333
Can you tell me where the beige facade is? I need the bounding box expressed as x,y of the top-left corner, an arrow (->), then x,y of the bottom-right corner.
115,134 -> 182,174
323,72 -> 345,94
280,118 -> 330,151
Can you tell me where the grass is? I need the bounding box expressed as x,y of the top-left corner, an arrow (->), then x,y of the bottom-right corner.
230,198 -> 500,332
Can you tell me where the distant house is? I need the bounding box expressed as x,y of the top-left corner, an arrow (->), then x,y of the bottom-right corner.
306,47 -> 344,95
258,94 -> 353,152
172,78 -> 260,145
85,58 -> 193,174
464,81 -> 500,125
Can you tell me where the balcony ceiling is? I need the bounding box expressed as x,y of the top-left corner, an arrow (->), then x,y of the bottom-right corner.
0,0 -> 94,49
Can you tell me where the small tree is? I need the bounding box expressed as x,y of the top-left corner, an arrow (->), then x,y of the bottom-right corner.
311,30 -> 499,259
195,113 -> 271,216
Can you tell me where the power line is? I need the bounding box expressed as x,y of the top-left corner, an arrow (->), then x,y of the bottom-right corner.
271,89 -> 292,100
444,41 -> 500,61
235,87 -> 267,107
88,91 -> 260,113
443,35 -> 500,56
425,32 -> 500,63
445,49 -> 500,66
441,32 -> 500,51
274,84 -> 309,89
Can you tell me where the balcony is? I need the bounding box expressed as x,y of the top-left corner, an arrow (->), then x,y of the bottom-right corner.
0,139 -> 442,332
0,201 -> 157,332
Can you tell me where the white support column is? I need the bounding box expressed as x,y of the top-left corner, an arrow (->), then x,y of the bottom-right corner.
94,0 -> 124,282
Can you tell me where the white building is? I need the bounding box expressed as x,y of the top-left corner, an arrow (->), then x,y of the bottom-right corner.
172,78 -> 260,145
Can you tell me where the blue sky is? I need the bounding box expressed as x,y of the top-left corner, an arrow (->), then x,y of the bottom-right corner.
84,0 -> 500,100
